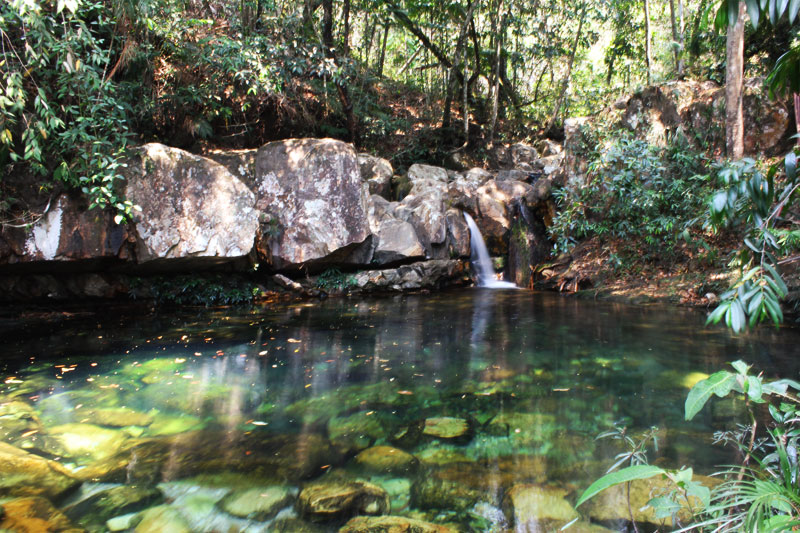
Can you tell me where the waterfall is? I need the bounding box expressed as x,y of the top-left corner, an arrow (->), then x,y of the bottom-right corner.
463,212 -> 518,289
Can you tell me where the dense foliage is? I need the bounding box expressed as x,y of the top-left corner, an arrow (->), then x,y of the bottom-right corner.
550,131 -> 711,261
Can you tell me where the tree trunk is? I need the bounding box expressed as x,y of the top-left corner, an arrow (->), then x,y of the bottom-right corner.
443,0 -> 477,129
342,0 -> 350,54
545,1 -> 586,133
795,94 -> 800,145
669,0 -> 684,77
644,0 -> 652,85
322,0 -> 357,143
488,0 -> 504,146
463,42 -> 470,146
377,23 -> 389,77
725,0 -> 746,159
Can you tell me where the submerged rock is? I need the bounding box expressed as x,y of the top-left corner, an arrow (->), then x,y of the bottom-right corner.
219,486 -> 293,520
422,417 -> 471,441
134,505 -> 191,533
354,446 -> 419,475
77,407 -> 154,428
328,411 -> 388,452
297,479 -> 390,523
502,484 -> 579,531
339,515 -> 455,533
0,442 -> 80,501
584,473 -> 719,528
63,485 -> 163,527
0,496 -> 81,532
41,423 -> 127,462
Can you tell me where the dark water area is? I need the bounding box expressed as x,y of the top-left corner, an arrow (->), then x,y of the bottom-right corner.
2,290 -> 799,531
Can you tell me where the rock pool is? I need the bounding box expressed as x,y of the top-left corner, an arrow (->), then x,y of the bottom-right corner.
2,290 -> 799,532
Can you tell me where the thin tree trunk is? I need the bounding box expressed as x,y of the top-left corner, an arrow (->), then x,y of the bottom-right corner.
669,0 -> 685,77
795,94 -> 800,145
725,0 -> 746,159
462,42 -> 470,146
443,0 -> 477,129
365,17 -> 377,65
488,0 -> 504,146
383,0 -> 463,84
377,23 -> 389,77
399,45 -> 422,75
342,0 -> 350,54
322,0 -> 357,143
545,1 -> 586,133
644,0 -> 652,85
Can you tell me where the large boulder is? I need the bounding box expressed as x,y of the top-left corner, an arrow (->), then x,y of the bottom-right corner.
253,138 -> 373,270
0,195 -> 132,268
367,196 -> 426,266
124,143 -> 259,265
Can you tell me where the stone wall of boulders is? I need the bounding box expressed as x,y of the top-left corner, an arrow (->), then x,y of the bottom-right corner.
0,138 -> 560,301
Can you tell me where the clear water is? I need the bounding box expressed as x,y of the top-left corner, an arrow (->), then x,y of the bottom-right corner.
2,290 -> 799,531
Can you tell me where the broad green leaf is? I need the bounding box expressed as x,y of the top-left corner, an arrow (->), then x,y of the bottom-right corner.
745,0 -> 761,25
790,0 -> 800,22
786,152 -> 797,181
647,496 -> 681,519
729,0 -> 742,25
746,375 -> 763,402
685,371 -> 737,420
731,360 -> 750,375
682,479 -> 711,509
712,191 -> 728,212
575,465 -> 666,507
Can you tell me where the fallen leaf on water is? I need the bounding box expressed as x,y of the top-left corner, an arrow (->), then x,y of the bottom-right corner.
287,338 -> 301,343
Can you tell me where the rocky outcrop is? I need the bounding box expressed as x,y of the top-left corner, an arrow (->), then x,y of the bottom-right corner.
359,154 -> 393,199
254,138 -> 373,270
0,195 -> 133,269
0,134 -> 558,299
124,143 -> 259,266
340,516 -> 456,533
351,259 -> 469,291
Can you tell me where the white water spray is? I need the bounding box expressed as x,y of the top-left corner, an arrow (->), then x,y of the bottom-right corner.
463,212 -> 518,289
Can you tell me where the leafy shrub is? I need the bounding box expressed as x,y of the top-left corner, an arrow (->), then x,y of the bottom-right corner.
549,132 -> 711,260
1,0 -> 137,221
705,153 -> 800,332
136,275 -> 259,306
315,268 -> 356,291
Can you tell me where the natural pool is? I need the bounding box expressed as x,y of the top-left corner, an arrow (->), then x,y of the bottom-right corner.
2,290 -> 799,532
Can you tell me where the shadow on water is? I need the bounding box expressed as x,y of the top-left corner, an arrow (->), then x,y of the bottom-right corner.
1,290 -> 800,531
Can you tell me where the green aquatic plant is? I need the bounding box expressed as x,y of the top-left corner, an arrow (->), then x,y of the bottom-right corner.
576,360 -> 800,532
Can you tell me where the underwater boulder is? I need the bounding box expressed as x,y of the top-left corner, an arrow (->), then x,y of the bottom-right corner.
62,485 -> 163,528
0,496 -> 81,532
502,484 -> 579,531
297,478 -> 390,523
339,515 -> 456,533
354,446 -> 419,476
0,442 -> 80,501
219,485 -> 294,520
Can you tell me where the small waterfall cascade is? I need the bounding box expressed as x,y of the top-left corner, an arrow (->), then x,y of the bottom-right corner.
463,212 -> 518,289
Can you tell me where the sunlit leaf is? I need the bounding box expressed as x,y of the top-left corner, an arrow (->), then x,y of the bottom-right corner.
685,371 -> 737,420
576,465 -> 666,507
